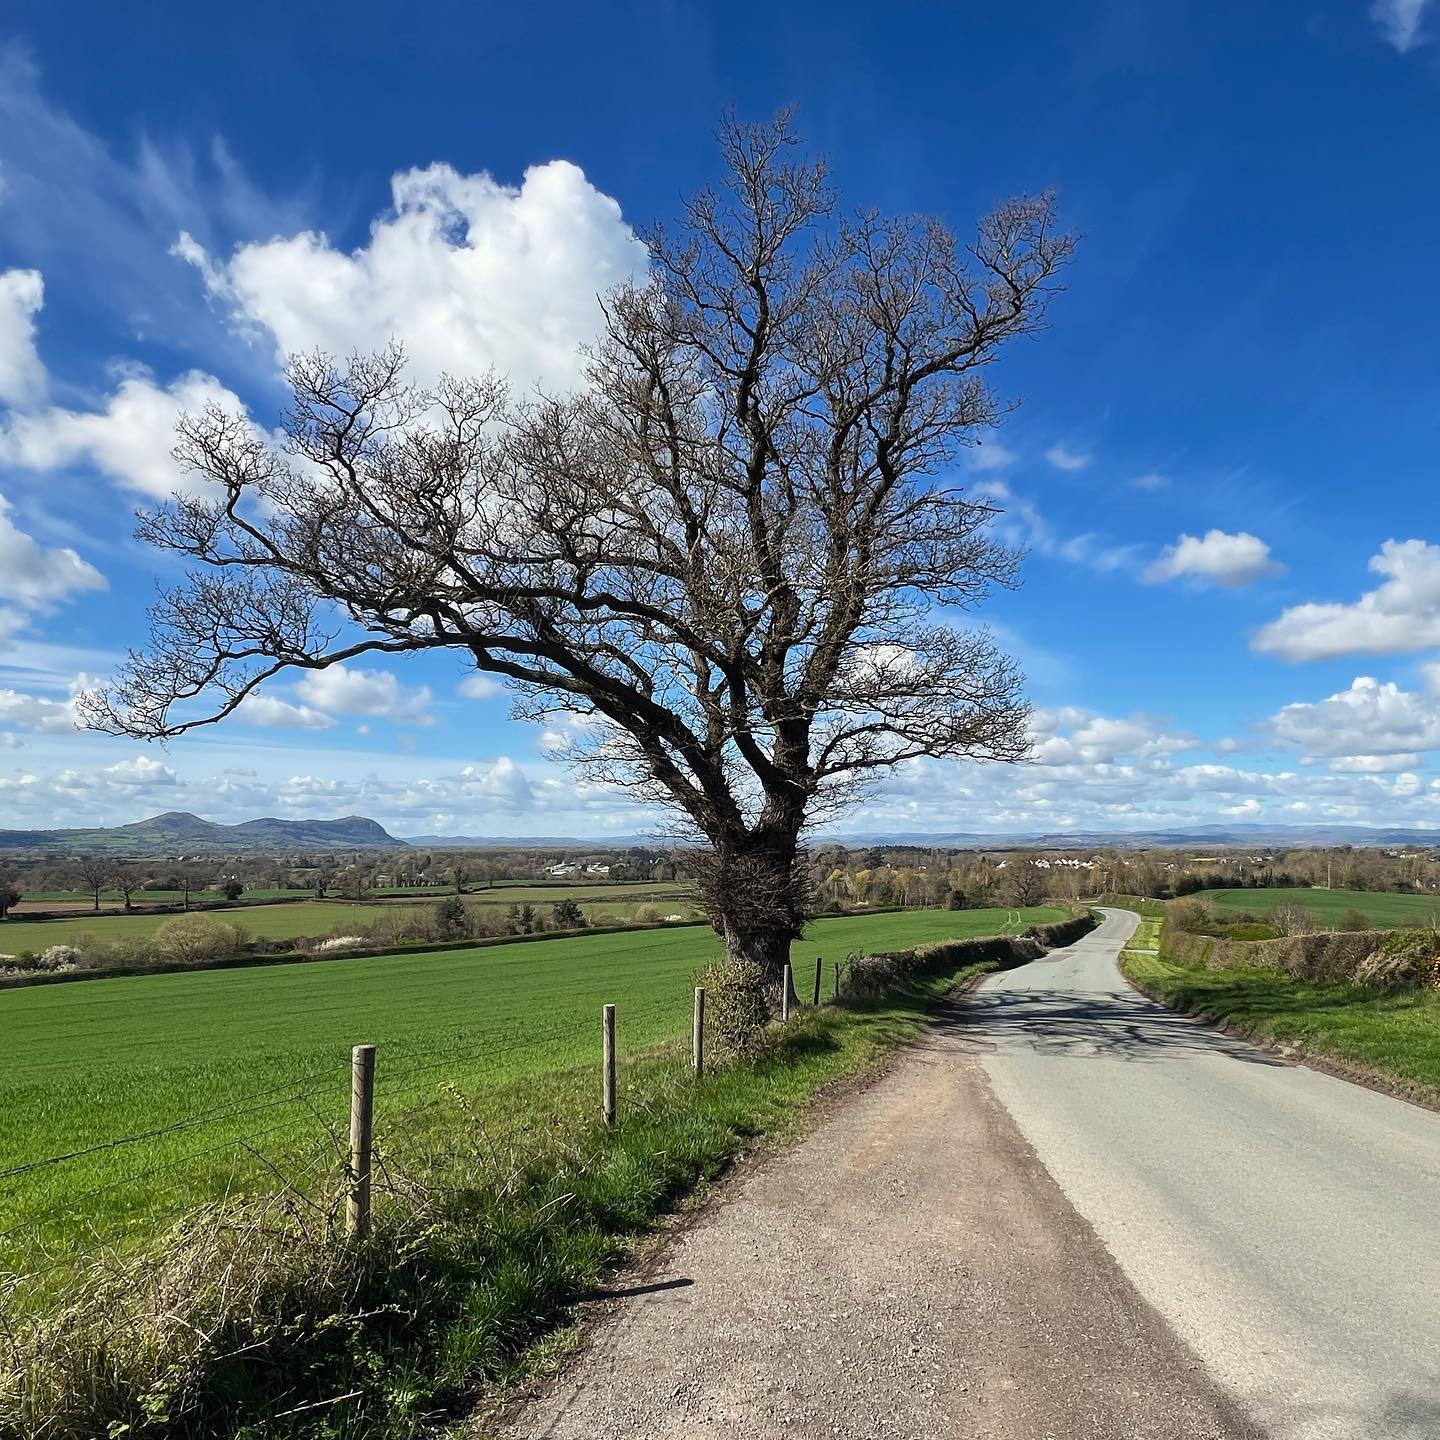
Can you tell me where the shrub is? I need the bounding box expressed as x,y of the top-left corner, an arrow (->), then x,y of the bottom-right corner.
1354,930 -> 1440,991
696,957 -> 770,1051
1168,898 -> 1217,935
551,897 -> 587,929
39,944 -> 84,971
434,894 -> 468,940
1223,923 -> 1279,941
151,915 -> 250,967
1336,907 -> 1372,933
314,935 -> 367,953
947,889 -> 967,911
1268,902 -> 1320,937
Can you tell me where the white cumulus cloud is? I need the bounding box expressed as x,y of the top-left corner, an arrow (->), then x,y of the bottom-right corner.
1267,672 -> 1440,763
0,686 -> 77,732
1144,529 -> 1279,588
235,694 -> 338,730
0,493 -> 105,608
0,268 -> 46,407
0,367 -> 247,497
296,665 -> 432,724
179,159 -> 648,391
1253,539 -> 1440,661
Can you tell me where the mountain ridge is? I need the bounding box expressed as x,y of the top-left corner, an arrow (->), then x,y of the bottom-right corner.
0,812 -> 403,854
3,813 -> 1438,856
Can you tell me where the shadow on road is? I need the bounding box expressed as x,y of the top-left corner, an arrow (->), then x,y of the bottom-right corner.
935,986 -> 1288,1065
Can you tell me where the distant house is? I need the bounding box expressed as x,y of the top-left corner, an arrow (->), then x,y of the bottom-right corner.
546,862 -> 581,877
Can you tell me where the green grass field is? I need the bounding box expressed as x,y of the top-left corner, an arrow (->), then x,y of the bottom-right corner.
0,884 -> 693,952
17,880 -> 682,910
1122,949 -> 1440,1103
0,904 -> 1062,1276
1198,887 -> 1440,929
0,900 -> 429,950
18,887 -> 313,906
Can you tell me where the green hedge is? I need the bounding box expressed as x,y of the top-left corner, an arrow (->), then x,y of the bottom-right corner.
838,911 -> 1098,1001
0,918 -> 707,990
1160,914 -> 1414,986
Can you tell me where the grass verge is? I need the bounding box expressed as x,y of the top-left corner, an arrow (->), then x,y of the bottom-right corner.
1120,948 -> 1440,1105
3,956 -> 1002,1440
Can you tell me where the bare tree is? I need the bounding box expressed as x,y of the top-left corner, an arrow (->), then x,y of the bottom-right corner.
0,867 -> 22,920
1001,855 -> 1049,909
70,855 -> 112,913
80,115 -> 1073,987
107,862 -> 143,913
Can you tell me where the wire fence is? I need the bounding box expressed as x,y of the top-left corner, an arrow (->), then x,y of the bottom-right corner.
0,955 -> 844,1296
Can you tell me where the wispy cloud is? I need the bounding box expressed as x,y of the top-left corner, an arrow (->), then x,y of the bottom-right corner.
1371,0 -> 1432,53
964,438 -> 1017,472
0,46 -> 311,379
975,478 -> 1143,575
1045,443 -> 1091,471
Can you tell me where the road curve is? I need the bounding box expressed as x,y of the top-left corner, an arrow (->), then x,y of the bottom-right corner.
973,907 -> 1440,1440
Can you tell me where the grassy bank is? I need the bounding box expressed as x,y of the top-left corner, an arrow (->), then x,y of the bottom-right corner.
3,938 -> 1027,1438
1121,948 -> 1440,1103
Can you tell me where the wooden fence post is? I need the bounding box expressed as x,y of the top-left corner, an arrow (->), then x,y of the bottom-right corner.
346,1043 -> 376,1239
602,1003 -> 617,1126
812,955 -> 823,1006
692,986 -> 705,1077
781,963 -> 792,1022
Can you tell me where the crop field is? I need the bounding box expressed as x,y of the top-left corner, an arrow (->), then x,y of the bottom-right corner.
0,884 -> 693,952
1199,887 -> 1440,930
0,904 -> 1063,1278
15,880 -> 682,910
13,887 -> 313,909
0,900 -> 429,950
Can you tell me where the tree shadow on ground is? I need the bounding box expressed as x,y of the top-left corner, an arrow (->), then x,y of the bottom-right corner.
932,985 -> 1289,1065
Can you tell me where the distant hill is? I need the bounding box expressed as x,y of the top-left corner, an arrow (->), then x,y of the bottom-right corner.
410,823 -> 1440,851
4,813 -> 1435,857
0,811 -> 404,855
825,824 -> 1440,850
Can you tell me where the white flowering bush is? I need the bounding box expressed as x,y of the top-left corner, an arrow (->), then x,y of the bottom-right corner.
39,944 -> 83,971
315,935 -> 367,953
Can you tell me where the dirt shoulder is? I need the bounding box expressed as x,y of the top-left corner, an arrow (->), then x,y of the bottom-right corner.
484,997 -> 1259,1440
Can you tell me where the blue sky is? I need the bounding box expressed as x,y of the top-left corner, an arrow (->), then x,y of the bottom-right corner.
1,0 -> 1439,838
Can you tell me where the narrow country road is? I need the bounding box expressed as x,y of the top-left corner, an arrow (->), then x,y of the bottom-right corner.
974,907 -> 1440,1440
493,909 -> 1440,1439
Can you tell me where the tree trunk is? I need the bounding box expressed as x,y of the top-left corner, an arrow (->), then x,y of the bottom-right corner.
721,921 -> 795,985
701,828 -> 807,999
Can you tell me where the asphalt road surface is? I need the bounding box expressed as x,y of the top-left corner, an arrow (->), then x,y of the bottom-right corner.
495,909 -> 1440,1438
975,907 -> 1440,1440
